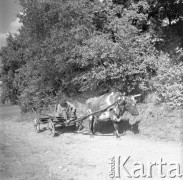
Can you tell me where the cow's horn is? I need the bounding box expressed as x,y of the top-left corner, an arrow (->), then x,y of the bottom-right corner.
133,94 -> 141,97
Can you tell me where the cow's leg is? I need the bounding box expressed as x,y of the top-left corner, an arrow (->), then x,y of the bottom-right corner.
89,115 -> 95,138
112,121 -> 120,138
109,109 -> 120,138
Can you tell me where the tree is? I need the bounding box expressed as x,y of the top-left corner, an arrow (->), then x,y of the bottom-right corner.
72,0 -> 157,93
1,0 -> 182,111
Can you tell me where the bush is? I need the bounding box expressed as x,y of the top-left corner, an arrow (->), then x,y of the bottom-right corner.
153,53 -> 183,108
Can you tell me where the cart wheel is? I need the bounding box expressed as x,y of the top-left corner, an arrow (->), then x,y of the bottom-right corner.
48,119 -> 55,137
33,117 -> 40,133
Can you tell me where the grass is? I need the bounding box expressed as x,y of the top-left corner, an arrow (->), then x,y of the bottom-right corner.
0,104 -> 22,121
134,103 -> 183,142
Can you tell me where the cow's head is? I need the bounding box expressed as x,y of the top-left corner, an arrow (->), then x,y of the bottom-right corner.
121,94 -> 140,116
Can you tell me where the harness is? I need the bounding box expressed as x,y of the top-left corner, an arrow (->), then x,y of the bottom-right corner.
110,98 -> 126,120
67,96 -> 126,123
89,96 -> 126,120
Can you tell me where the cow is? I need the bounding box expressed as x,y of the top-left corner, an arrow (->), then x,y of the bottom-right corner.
86,91 -> 140,138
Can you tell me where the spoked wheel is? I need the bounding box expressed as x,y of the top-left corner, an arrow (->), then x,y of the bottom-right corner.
33,117 -> 40,133
48,119 -> 55,137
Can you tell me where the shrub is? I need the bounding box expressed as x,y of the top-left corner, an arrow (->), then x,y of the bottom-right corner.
153,53 -> 183,108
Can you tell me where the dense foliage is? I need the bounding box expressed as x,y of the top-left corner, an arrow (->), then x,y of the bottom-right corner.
0,0 -> 183,111
153,53 -> 183,107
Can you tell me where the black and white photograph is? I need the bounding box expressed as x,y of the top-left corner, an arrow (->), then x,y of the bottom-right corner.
0,0 -> 183,179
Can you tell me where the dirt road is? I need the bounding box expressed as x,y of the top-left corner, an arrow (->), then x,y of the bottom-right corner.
0,105 -> 182,180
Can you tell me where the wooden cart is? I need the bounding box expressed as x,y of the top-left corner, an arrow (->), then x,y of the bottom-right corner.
32,106 -> 77,137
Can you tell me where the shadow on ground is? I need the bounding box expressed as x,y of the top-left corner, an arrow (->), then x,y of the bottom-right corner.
94,119 -> 140,135
36,118 -> 140,137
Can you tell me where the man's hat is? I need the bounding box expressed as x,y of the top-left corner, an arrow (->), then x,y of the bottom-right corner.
59,97 -> 68,108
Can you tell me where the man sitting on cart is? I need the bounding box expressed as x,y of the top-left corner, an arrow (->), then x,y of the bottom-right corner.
56,98 -> 77,124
